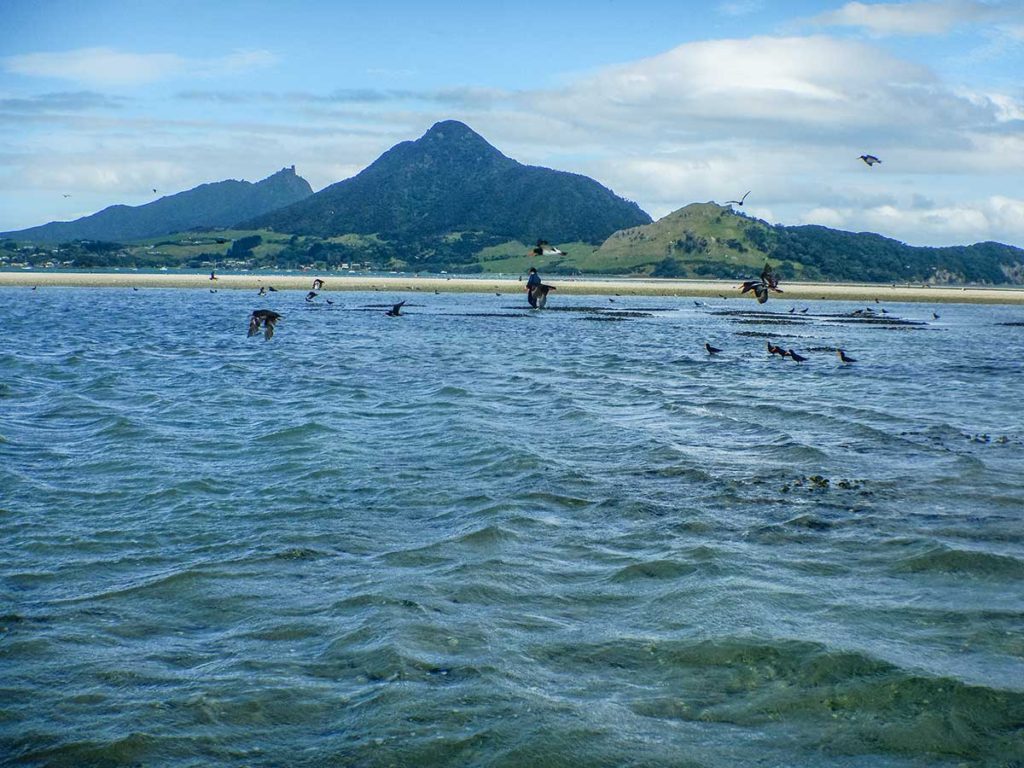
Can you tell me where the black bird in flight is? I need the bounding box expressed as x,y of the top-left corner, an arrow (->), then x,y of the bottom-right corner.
740,262 -> 783,304
305,291 -> 318,302
152,188 -> 158,194
248,309 -> 281,340
385,300 -> 406,316
705,342 -> 722,355
724,191 -> 750,206
62,193 -> 71,198
531,239 -> 567,257
836,348 -> 857,364
859,154 -> 881,166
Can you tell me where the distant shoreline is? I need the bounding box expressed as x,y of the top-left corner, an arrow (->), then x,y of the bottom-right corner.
2,270 -> 1024,304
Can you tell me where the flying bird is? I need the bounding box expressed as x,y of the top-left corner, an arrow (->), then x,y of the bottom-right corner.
705,342 -> 722,355
305,291 -> 318,302
152,188 -> 158,194
531,239 -> 567,257
724,191 -> 750,206
740,262 -> 783,304
62,194 -> 71,198
385,300 -> 406,317
248,309 -> 281,340
859,154 -> 881,166
836,348 -> 857,364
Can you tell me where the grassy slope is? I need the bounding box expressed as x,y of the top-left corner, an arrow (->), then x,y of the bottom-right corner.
120,229 -> 293,262
470,204 -> 803,277
594,203 -> 764,273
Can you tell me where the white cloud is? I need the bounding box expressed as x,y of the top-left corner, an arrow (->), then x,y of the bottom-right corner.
813,0 -> 1005,37
2,47 -> 277,87
796,196 -> 1024,245
528,36 -> 947,141
802,207 -> 848,227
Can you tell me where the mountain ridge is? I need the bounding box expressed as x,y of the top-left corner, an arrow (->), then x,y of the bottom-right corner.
3,166 -> 313,243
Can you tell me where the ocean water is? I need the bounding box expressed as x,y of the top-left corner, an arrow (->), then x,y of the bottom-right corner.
1,285 -> 1022,768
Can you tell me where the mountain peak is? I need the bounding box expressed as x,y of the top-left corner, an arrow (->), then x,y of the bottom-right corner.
392,119 -> 514,168
244,120 -> 652,243
256,166 -> 313,195
421,120 -> 484,141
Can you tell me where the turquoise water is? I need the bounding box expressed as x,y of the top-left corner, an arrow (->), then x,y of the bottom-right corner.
1,286 -> 1022,767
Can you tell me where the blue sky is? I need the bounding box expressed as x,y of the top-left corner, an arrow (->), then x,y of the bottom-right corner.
2,0 -> 1022,247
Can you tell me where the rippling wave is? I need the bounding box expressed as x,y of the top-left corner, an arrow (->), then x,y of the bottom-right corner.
2,287 -> 1022,766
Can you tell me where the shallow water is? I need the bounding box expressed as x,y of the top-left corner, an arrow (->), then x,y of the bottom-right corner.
1,286 -> 1022,767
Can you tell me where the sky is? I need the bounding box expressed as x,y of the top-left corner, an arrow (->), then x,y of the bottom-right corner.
1,0 -> 1022,247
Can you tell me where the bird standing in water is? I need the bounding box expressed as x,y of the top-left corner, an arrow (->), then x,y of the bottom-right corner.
836,348 -> 857,364
705,342 -> 722,355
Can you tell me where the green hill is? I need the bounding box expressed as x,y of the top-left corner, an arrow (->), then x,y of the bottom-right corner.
554,203 -> 1024,285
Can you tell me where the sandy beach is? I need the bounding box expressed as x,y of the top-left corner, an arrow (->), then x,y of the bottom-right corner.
2,270 -> 1024,304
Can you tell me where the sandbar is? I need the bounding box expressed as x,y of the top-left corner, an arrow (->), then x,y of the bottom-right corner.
2,271 -> 1023,304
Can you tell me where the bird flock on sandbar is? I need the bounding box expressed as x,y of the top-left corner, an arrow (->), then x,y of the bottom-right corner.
233,253 -> 941,372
